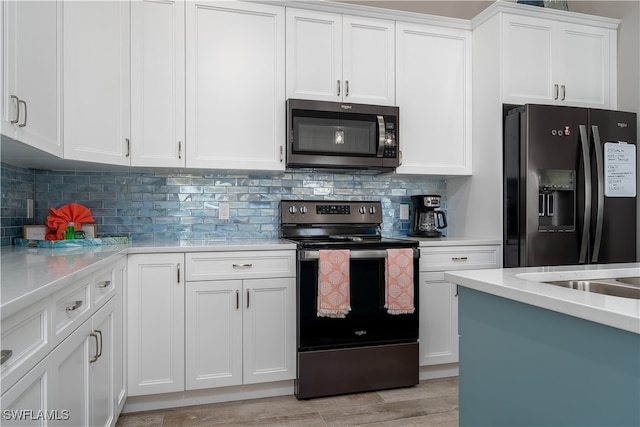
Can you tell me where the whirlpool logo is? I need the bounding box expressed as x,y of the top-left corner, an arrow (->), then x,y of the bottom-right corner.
354,330 -> 367,336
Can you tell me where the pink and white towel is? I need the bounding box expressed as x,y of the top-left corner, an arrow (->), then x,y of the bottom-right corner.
317,249 -> 351,318
385,248 -> 415,314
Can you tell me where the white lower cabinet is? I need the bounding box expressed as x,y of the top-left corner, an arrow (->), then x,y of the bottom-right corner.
419,245 -> 500,367
49,298 -> 116,427
127,250 -> 296,398
185,277 -> 296,390
127,253 -> 185,396
1,257 -> 125,427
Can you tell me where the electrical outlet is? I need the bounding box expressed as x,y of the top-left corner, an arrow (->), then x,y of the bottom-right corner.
219,202 -> 230,220
399,203 -> 409,220
26,199 -> 34,219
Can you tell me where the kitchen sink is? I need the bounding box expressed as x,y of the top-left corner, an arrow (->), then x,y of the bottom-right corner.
543,280 -> 640,299
614,277 -> 640,287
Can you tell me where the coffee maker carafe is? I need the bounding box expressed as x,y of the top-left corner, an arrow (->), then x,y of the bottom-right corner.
409,195 -> 448,237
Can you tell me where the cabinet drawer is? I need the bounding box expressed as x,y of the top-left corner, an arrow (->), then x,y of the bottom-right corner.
420,245 -> 501,272
93,265 -> 116,308
53,276 -> 92,346
186,251 -> 295,281
0,298 -> 51,395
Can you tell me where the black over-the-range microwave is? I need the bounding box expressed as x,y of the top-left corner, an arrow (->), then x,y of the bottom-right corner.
286,99 -> 400,171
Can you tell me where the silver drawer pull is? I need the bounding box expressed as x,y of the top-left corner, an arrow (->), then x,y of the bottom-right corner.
97,280 -> 111,288
451,257 -> 468,262
1,350 -> 13,365
232,263 -> 253,269
65,300 -> 83,311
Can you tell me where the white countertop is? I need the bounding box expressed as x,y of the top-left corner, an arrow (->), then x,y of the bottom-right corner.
445,263 -> 640,334
1,239 -> 296,318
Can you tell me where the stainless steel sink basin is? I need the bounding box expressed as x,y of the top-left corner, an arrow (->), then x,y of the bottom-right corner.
543,280 -> 640,299
614,277 -> 640,287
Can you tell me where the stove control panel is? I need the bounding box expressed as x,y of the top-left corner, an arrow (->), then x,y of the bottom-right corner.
281,200 -> 382,224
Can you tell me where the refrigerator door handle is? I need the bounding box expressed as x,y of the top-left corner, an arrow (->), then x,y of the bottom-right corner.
578,125 -> 592,264
591,125 -> 605,263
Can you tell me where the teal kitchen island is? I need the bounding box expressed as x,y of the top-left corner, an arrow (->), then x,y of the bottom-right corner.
445,263 -> 640,427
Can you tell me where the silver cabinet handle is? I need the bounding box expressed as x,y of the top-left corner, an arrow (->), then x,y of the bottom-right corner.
90,332 -> 98,362
337,80 -> 341,97
554,84 -> 559,100
177,263 -> 181,283
126,138 -> 130,157
65,300 -> 83,311
246,288 -> 250,309
18,99 -> 27,127
560,85 -> 566,101
178,141 -> 182,159
97,280 -> 111,289
1,350 -> 13,365
452,257 -> 468,262
345,80 -> 349,97
10,95 -> 19,124
236,289 -> 240,310
232,263 -> 253,269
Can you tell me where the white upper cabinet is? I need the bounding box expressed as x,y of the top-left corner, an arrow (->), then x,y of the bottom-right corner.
131,0 -> 186,167
63,0 -> 131,165
501,12 -> 615,108
186,1 -> 285,171
286,8 -> 395,106
2,0 -> 62,156
395,23 -> 472,175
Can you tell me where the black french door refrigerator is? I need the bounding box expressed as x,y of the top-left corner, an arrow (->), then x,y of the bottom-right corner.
504,104 -> 637,267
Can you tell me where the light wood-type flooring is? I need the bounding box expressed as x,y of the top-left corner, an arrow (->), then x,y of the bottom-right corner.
116,377 -> 458,427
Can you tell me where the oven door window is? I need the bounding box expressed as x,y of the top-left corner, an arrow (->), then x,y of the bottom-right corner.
298,257 -> 418,351
292,112 -> 378,157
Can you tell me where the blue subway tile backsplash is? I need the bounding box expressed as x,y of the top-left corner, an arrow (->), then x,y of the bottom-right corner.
1,162 -> 446,246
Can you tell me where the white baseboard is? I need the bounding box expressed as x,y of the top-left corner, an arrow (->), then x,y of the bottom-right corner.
419,363 -> 459,380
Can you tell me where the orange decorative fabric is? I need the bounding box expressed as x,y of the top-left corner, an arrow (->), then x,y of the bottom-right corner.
45,203 -> 95,240
385,248 -> 415,314
317,249 -> 351,318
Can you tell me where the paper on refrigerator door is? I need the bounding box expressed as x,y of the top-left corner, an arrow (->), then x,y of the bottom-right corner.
604,142 -> 636,197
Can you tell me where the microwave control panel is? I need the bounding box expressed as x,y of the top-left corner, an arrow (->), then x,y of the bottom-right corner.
383,121 -> 397,158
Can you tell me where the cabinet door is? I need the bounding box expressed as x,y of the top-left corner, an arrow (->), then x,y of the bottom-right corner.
395,23 -> 472,175
419,275 -> 459,366
2,0 -> 62,156
131,0 -> 185,167
557,23 -> 612,108
186,1 -> 285,170
286,8 -> 342,102
112,259 -> 127,415
501,15 -> 555,104
63,0 -> 130,165
127,253 -> 184,396
0,358 -> 50,427
243,278 -> 296,384
342,16 -> 395,106
49,321 -> 92,427
90,299 -> 115,427
185,280 -> 243,390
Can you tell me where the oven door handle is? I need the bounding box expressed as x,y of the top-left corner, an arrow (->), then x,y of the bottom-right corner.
299,248 -> 419,261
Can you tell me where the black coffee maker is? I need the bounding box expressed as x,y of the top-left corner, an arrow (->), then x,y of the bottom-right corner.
408,195 -> 448,237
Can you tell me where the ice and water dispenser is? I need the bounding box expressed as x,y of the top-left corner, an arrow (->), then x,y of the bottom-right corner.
538,169 -> 575,232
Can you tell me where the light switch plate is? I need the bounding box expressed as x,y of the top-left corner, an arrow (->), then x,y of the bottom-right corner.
400,203 -> 409,220
219,202 -> 230,220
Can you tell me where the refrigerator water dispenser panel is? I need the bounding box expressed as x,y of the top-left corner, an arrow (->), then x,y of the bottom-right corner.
538,169 -> 575,232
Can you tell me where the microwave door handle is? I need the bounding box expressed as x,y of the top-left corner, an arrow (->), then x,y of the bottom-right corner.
377,115 -> 385,157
